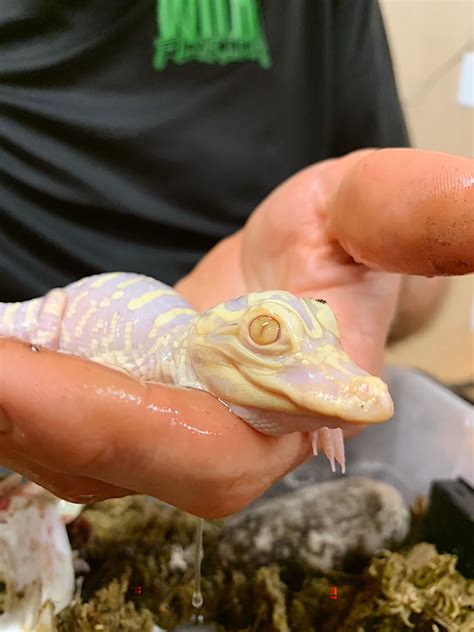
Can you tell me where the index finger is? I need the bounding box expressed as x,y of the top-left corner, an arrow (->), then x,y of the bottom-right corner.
331,148 -> 474,276
0,338 -> 310,518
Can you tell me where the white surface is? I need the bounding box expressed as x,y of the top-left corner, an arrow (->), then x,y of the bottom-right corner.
348,366 -> 473,501
272,366 -> 474,506
457,51 -> 474,107
0,484 -> 74,630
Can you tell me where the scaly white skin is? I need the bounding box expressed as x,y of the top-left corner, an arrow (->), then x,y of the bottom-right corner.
0,273 -> 394,473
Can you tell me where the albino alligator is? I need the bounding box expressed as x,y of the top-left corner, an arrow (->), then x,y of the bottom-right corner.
0,272 -> 394,472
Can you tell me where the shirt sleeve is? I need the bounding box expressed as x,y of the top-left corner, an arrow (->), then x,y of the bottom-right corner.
332,0 -> 411,155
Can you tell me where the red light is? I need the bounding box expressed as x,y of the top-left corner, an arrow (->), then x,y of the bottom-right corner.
330,586 -> 337,600
133,586 -> 142,596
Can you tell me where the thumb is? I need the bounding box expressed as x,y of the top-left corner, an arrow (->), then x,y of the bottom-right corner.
330,148 -> 474,276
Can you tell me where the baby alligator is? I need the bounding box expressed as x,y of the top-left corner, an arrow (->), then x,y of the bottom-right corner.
0,273 -> 394,472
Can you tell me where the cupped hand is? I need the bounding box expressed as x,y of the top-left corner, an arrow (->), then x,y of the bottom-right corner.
2,148 -> 472,519
0,338 -> 310,518
178,148 -> 473,378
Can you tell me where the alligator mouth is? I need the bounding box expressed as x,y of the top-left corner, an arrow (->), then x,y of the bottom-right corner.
231,361 -> 394,424
282,374 -> 394,424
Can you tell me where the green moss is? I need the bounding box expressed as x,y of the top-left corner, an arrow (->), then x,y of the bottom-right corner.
57,496 -> 473,632
66,496 -> 223,630
55,574 -> 154,632
252,566 -> 289,632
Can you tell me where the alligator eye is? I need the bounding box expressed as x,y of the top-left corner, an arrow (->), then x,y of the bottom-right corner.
249,315 -> 280,345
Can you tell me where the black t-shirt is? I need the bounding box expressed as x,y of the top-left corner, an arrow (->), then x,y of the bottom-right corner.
0,0 -> 409,300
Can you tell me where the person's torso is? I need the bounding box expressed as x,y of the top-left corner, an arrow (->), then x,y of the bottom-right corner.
0,0 -> 340,298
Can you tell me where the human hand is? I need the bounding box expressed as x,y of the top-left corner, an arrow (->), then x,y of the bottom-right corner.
178,148 -> 473,380
1,149 -> 471,518
0,338 -> 310,519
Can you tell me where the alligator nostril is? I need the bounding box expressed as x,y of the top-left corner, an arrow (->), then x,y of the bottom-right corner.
348,377 -> 373,400
347,376 -> 390,403
350,377 -> 394,414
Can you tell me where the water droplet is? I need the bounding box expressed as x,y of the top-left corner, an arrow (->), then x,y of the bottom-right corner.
192,592 -> 203,609
192,518 -> 204,610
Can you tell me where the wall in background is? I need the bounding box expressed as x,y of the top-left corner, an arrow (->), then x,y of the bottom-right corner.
379,0 -> 473,382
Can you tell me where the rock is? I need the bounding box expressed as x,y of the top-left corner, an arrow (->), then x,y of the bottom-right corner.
218,477 -> 410,573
